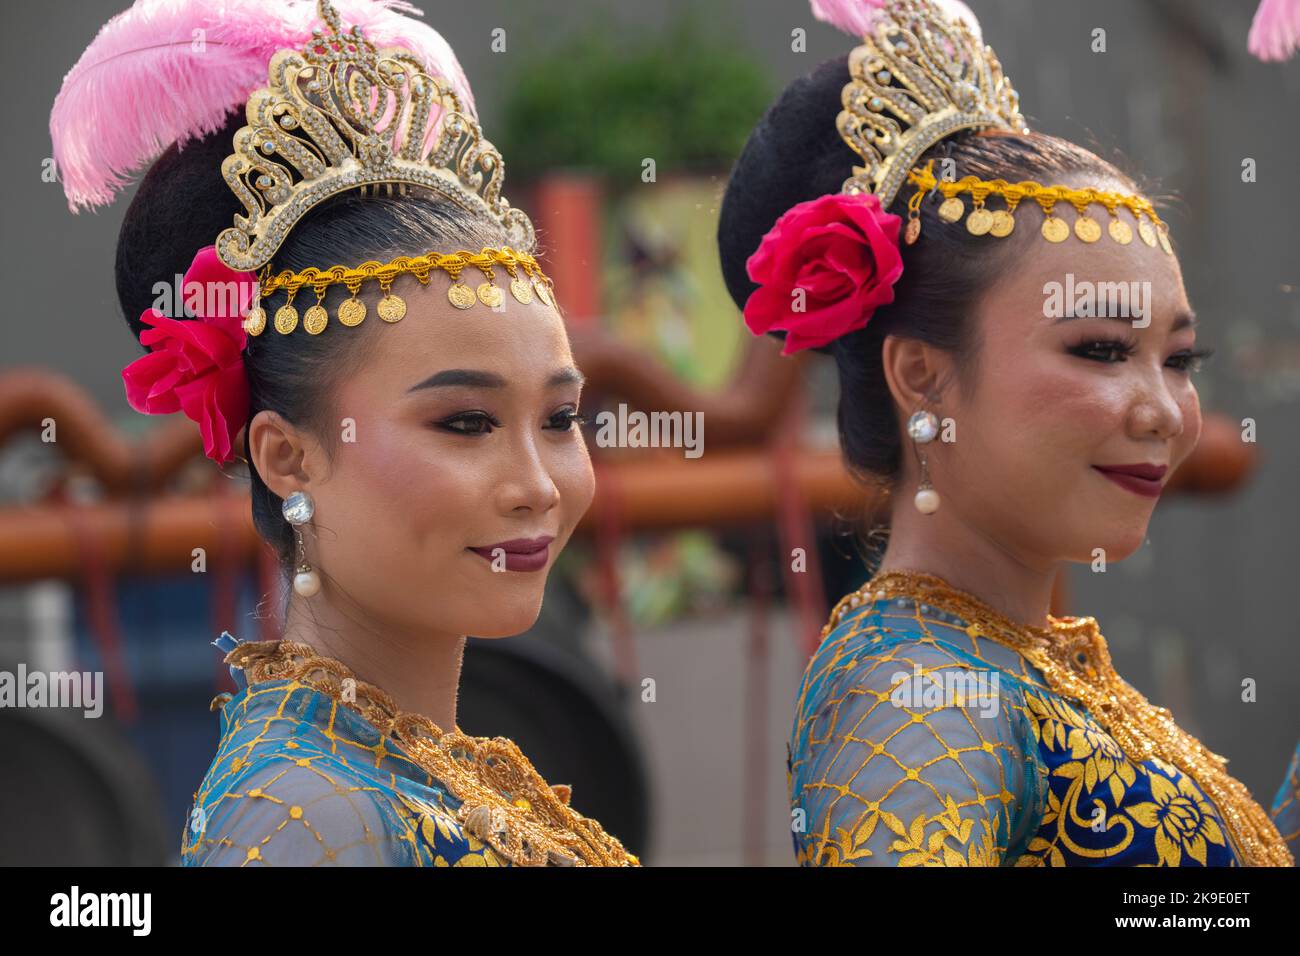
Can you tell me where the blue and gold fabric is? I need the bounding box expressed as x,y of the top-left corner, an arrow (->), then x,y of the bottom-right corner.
183,632 -> 638,867
789,570 -> 1297,867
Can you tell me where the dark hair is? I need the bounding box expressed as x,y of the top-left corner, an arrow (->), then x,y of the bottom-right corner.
116,109 -> 511,576
718,56 -> 1148,493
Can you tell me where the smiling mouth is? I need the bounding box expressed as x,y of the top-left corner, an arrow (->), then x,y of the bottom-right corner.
1092,466 -> 1164,499
467,537 -> 554,573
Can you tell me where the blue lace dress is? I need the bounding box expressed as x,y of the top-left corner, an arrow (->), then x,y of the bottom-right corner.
181,632 -> 506,866
788,573 -> 1298,866
182,632 -> 638,867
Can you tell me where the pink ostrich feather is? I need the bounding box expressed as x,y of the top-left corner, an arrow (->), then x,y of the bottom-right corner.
810,0 -> 984,42
1249,0 -> 1300,61
50,0 -> 476,214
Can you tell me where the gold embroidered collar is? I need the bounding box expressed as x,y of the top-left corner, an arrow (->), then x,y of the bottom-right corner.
222,639 -> 639,867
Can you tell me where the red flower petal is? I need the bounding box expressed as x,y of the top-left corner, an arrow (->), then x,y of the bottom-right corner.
182,245 -> 258,321
120,245 -> 254,465
742,191 -> 905,355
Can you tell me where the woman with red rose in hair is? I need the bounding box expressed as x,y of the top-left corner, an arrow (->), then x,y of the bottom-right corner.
718,0 -> 1299,866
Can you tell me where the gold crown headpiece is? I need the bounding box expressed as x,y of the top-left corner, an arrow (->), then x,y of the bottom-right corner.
216,0 -> 552,335
837,0 -> 1172,253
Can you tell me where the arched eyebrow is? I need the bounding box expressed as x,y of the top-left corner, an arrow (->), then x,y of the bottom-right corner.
406,366 -> 585,392
1050,309 -> 1197,331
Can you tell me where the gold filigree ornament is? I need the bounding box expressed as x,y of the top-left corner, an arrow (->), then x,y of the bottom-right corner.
224,639 -> 640,867
836,0 -> 1173,254
837,0 -> 1027,209
216,0 -> 557,335
825,570 -> 1295,867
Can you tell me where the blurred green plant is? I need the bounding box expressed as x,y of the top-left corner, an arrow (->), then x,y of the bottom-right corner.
497,11 -> 772,180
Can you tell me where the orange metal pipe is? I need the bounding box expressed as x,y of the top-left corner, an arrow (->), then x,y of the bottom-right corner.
0,413 -> 1255,586
0,449 -> 859,583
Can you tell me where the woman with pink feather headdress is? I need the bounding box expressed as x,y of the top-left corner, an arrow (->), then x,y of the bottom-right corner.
718,0 -> 1300,866
50,0 -> 638,867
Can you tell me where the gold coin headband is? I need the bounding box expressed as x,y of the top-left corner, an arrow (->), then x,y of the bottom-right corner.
903,159 -> 1173,253
244,246 -> 556,336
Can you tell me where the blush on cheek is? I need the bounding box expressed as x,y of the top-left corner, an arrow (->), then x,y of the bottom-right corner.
347,423 -> 482,543
1021,362 -> 1125,449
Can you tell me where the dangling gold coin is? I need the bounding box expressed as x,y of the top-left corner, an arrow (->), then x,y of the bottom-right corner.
448,283 -> 475,309
510,277 -> 534,304
904,218 -> 921,244
378,293 -> 406,322
534,280 -> 554,308
243,306 -> 266,336
989,210 -> 1015,237
1108,219 -> 1133,244
1074,216 -> 1102,243
938,196 -> 965,222
1138,220 -> 1157,247
274,304 -> 299,334
966,207 -> 993,235
338,297 -> 367,326
1041,217 -> 1069,243
303,305 -> 328,334
477,283 -> 504,308
1157,227 -> 1172,255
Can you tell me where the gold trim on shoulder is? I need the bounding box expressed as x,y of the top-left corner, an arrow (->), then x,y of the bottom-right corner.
223,639 -> 639,867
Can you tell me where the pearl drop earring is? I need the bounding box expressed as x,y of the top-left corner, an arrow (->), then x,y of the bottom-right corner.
906,409 -> 941,514
282,491 -> 321,597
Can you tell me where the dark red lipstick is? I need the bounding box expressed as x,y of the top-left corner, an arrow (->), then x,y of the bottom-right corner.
468,536 -> 555,573
1092,463 -> 1167,499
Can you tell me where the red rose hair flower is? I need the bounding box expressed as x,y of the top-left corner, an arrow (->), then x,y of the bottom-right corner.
742,191 -> 904,355
121,245 -> 258,465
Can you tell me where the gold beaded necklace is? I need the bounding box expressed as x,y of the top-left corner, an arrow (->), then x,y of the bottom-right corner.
829,569 -> 1294,867
223,639 -> 639,867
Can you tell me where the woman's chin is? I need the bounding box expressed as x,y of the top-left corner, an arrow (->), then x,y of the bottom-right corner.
464,597 -> 545,639
1068,526 -> 1148,565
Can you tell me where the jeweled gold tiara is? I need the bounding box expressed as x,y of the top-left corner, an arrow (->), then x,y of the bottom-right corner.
217,0 -> 553,333
836,0 -> 1171,252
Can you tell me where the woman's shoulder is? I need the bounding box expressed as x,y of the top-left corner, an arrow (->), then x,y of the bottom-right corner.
208,633 -> 453,792
788,590 -> 1051,865
183,704 -> 504,866
181,745 -> 501,866
185,637 -> 501,865
796,590 -> 1049,713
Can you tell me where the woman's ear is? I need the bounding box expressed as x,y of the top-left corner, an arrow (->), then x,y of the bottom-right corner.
880,334 -> 954,413
247,409 -> 315,500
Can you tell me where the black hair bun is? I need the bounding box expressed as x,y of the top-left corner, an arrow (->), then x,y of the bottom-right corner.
114,109 -> 245,344
717,56 -> 857,355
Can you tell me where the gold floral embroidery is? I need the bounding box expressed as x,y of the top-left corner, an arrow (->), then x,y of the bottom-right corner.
824,571 -> 1293,866
1020,689 -> 1139,861
1024,691 -> 1137,808
884,797 -> 1004,866
815,812 -> 879,865
1127,759 -> 1227,866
